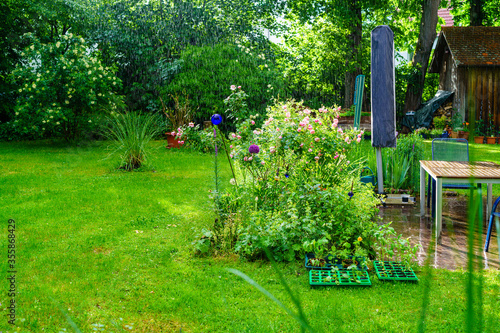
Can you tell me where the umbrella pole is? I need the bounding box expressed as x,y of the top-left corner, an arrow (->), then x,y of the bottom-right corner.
376,147 -> 384,194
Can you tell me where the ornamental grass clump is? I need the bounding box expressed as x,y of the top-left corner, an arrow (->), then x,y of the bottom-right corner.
104,112 -> 160,170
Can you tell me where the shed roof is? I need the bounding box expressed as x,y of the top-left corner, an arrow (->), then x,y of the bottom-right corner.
429,26 -> 500,72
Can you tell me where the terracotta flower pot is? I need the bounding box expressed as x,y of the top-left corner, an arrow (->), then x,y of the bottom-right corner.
165,133 -> 181,149
486,137 -> 497,144
457,131 -> 469,140
474,136 -> 484,144
450,131 -> 458,138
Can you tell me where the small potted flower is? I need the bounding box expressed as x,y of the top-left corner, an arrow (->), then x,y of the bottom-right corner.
458,122 -> 469,140
486,114 -> 497,144
474,120 -> 485,144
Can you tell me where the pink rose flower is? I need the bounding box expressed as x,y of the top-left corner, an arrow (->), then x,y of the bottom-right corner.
231,133 -> 236,138
244,156 -> 248,161
230,145 -> 233,148
300,143 -> 304,147
230,85 -> 237,91
286,112 -> 291,118
314,156 -> 320,160
308,148 -> 313,152
314,137 -> 320,142
310,130 -> 315,134
261,161 -> 265,165
189,122 -> 194,127
251,120 -> 255,125
248,156 -> 253,161
304,109 -> 311,115
279,136 -> 282,139
237,135 -> 242,139
356,137 -> 362,143
297,128 -> 302,132
345,137 -> 350,143
238,85 -> 241,89
171,132 -> 176,136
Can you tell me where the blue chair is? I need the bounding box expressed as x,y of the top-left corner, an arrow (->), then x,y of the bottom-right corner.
485,197 -> 500,252
427,138 -> 480,217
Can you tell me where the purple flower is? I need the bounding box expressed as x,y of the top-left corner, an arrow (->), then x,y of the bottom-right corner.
249,144 -> 260,154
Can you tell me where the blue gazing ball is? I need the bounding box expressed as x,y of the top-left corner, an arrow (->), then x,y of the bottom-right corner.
211,114 -> 222,126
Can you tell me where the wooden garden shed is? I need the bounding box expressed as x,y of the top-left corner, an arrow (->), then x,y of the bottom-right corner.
429,26 -> 500,131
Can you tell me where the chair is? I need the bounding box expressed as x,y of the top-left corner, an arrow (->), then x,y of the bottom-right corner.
427,138 -> 479,216
484,197 -> 500,252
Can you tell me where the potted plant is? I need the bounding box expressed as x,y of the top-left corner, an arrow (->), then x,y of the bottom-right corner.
160,93 -> 193,148
474,119 -> 485,144
450,112 -> 463,138
416,127 -> 430,139
486,114 -> 497,144
430,128 -> 444,138
457,121 -> 469,140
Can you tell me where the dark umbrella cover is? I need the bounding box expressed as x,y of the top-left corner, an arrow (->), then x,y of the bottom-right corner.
371,25 -> 396,148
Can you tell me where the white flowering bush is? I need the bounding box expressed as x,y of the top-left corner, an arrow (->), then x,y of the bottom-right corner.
10,33 -> 124,140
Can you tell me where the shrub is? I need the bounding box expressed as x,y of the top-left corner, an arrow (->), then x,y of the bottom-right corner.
9,33 -> 124,141
206,99 -> 385,261
103,112 -> 160,170
162,43 -> 286,129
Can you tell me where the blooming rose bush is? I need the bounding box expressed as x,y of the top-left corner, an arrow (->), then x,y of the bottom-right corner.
174,122 -> 224,153
204,99 -> 386,261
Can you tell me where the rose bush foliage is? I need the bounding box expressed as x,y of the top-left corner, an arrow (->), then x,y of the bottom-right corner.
210,98 -> 383,261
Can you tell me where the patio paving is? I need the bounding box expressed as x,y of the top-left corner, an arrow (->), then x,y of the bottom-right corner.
378,194 -> 500,270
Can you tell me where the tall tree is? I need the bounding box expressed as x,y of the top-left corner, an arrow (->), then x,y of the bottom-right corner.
450,0 -> 500,26
403,0 -> 440,113
287,0 -> 387,109
470,0 -> 484,25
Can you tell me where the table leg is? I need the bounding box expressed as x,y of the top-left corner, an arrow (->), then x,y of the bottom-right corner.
487,184 -> 492,221
435,177 -> 443,243
420,165 -> 425,216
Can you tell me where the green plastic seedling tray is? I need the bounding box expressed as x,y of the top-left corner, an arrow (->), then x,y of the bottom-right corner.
374,261 -> 418,282
309,269 -> 371,286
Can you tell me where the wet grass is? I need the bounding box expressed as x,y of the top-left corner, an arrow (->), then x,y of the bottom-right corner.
0,140 -> 499,332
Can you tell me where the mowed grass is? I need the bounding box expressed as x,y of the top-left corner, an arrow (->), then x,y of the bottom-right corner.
0,140 -> 499,332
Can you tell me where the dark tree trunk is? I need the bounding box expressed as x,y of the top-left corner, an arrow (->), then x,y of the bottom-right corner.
470,0 -> 484,26
403,0 -> 440,113
344,0 -> 362,109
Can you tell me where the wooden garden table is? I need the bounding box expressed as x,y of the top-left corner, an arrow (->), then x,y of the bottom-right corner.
420,160 -> 500,241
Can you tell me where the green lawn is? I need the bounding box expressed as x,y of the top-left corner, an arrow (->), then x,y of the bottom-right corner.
0,140 -> 499,332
